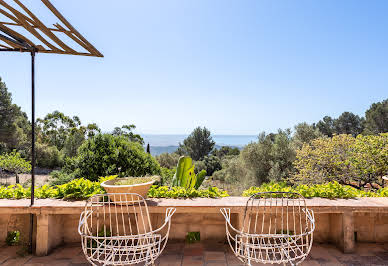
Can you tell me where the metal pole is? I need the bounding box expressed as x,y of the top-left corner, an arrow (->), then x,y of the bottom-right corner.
31,50 -> 35,206
29,49 -> 36,254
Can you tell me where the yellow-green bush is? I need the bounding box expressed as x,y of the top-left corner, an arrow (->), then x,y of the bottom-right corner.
148,186 -> 229,198
0,175 -> 229,199
243,181 -> 388,199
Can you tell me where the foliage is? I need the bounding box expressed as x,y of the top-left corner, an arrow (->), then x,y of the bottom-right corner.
243,130 -> 295,183
36,111 -> 101,164
148,185 -> 229,198
49,170 -> 77,186
292,134 -> 355,185
212,156 -> 248,183
65,134 -> 160,181
61,128 -> 86,158
316,116 -> 335,137
334,112 -> 364,136
177,127 -> 215,161
114,176 -> 158,185
56,178 -> 105,199
38,111 -> 79,151
351,133 -> 388,186
212,146 -> 240,158
0,150 -> 31,183
0,77 -> 30,152
292,133 -> 388,187
6,231 -> 20,246
364,98 -> 388,134
156,152 -> 180,169
186,232 -> 200,243
172,156 -> 207,189
242,181 -> 384,199
196,155 -> 222,176
35,142 -> 61,168
160,167 -> 176,186
112,124 -> 144,145
0,175 -> 228,199
293,122 -> 323,149
316,112 -> 365,137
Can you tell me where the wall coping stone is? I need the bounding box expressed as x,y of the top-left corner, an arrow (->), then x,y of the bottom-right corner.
0,197 -> 388,214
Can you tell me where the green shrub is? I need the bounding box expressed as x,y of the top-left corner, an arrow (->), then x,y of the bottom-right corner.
35,142 -> 61,168
66,134 -> 161,181
148,186 -> 229,198
56,178 -> 105,199
6,231 -> 20,246
156,153 -> 180,169
242,181 -> 383,199
195,155 -> 222,176
160,167 -> 176,186
49,170 -> 76,186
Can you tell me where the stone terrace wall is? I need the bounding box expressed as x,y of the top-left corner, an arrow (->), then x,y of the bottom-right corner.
0,197 -> 387,256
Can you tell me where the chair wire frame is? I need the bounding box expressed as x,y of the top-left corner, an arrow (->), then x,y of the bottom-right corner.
220,192 -> 315,266
78,193 -> 176,265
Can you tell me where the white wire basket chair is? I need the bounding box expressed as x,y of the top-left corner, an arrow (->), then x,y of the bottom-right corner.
78,193 -> 176,265
221,192 -> 315,266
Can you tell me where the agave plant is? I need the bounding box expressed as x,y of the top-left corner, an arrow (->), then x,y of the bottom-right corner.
172,156 -> 207,189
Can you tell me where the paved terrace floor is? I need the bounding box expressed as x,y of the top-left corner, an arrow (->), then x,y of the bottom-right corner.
1,241 -> 387,266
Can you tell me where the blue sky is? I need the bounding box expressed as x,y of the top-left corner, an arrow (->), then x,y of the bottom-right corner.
1,0 -> 387,135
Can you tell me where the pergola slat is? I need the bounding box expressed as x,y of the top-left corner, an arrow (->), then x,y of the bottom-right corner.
0,0 -> 103,57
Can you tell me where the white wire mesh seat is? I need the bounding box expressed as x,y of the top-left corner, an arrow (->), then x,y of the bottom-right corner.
221,192 -> 315,266
78,193 -> 176,265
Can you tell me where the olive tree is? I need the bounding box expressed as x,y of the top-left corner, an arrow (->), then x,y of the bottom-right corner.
0,150 -> 31,183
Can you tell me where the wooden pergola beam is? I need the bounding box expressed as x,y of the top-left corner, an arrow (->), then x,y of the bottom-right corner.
0,0 -> 103,57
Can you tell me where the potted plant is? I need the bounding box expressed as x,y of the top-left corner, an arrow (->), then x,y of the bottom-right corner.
101,176 -> 159,199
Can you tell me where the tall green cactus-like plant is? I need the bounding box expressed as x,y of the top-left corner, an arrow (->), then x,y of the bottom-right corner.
172,156 -> 207,189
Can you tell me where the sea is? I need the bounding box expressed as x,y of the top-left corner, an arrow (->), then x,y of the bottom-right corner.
142,134 -> 257,156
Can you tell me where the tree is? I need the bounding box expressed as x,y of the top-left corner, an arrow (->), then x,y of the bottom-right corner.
215,130 -> 296,186
212,146 -> 240,158
146,143 -> 150,154
351,133 -> 388,187
0,150 -> 31,183
197,155 -> 222,176
37,111 -> 80,150
364,99 -> 388,134
316,116 -> 335,137
65,134 -> 160,181
62,128 -> 86,158
178,127 -> 215,161
0,77 -> 30,152
293,122 -> 323,149
112,124 -> 144,144
334,112 -> 364,136
291,133 -> 388,187
292,134 -> 356,185
156,152 -> 180,169
37,111 -> 101,162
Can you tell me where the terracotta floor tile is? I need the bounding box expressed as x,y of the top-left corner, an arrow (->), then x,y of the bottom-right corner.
204,251 -> 225,262
0,242 -> 387,265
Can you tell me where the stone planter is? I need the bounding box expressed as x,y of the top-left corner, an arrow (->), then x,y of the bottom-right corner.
100,178 -> 155,199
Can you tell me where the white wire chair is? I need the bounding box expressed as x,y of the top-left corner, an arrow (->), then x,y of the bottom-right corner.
78,193 -> 176,265
221,192 -> 315,266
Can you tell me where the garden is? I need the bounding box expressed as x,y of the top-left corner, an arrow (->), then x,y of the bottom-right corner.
1,78 -> 388,201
